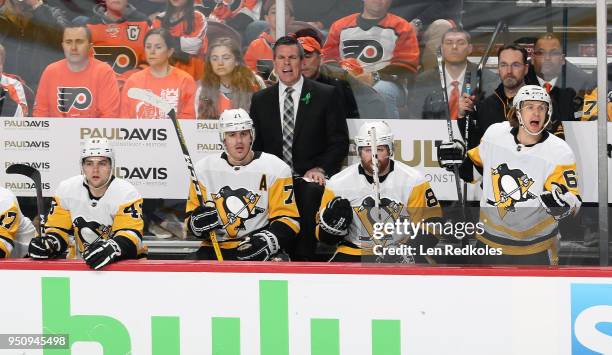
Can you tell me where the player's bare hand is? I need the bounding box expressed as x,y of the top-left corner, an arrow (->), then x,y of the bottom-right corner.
304,168 -> 326,186
459,93 -> 475,118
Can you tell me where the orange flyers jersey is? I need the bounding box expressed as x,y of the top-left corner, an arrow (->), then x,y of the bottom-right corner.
87,20 -> 150,76
0,73 -> 29,117
120,66 -> 197,119
33,59 -> 120,118
244,32 -> 274,71
152,11 -> 208,80
322,13 -> 419,73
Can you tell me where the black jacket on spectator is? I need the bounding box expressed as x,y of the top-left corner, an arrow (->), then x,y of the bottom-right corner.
464,83 -> 512,149
407,62 -> 498,119
525,61 -> 596,122
0,3 -> 69,93
315,65 -> 360,119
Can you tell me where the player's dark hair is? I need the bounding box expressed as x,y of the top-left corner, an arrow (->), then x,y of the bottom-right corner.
497,44 -> 528,64
63,24 -> 92,43
272,35 -> 304,59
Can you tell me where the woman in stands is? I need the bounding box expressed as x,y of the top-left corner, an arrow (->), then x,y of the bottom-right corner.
120,28 -> 196,119
152,0 -> 207,80
197,37 -> 265,119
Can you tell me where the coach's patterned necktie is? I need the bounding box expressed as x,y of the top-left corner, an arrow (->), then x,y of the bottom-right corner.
282,86 -> 295,167
449,80 -> 459,120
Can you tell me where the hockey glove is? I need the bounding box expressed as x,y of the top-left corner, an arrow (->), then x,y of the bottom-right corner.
319,197 -> 352,237
189,202 -> 220,238
437,140 -> 466,171
236,230 -> 280,261
83,238 -> 122,270
29,235 -> 63,259
539,183 -> 582,220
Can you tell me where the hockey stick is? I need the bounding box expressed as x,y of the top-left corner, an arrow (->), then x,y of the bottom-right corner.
6,164 -> 44,237
369,126 -> 381,221
436,49 -> 464,206
126,88 -> 223,261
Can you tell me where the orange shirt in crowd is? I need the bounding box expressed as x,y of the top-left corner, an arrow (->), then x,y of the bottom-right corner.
120,66 -> 196,119
33,58 -> 120,118
87,17 -> 150,89
152,11 -> 208,80
244,31 -> 274,72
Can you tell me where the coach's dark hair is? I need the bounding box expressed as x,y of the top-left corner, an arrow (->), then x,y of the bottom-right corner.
272,35 -> 304,59
497,44 -> 528,64
63,24 -> 92,43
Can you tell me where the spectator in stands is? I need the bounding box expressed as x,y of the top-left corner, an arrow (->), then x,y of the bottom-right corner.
322,0 -> 419,119
390,1 -> 462,71
459,44 -> 532,148
0,43 -> 30,117
243,0 -> 294,73
33,25 -> 120,118
296,29 -> 387,119
408,28 -> 497,120
197,37 -> 265,119
209,0 -> 263,35
525,33 -> 596,123
81,0 -> 150,90
0,0 -> 68,93
121,28 -> 196,119
292,0 -> 361,31
153,0 -> 207,80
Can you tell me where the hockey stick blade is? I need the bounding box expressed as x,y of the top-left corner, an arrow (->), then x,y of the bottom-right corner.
127,88 -> 176,118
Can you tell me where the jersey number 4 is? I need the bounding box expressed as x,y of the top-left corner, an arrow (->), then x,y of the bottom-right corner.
123,202 -> 143,219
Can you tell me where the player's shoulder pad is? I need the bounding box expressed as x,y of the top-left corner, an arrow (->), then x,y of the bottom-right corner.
327,163 -> 359,189
107,178 -> 142,203
481,121 -> 512,143
55,175 -> 86,198
258,152 -> 292,177
545,133 -> 576,165
393,160 -> 428,185
0,187 -> 18,212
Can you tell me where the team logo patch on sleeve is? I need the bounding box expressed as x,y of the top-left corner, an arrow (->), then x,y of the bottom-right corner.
354,196 -> 403,244
488,163 -> 537,219
212,186 -> 265,238
126,25 -> 141,41
57,87 -> 92,112
342,39 -> 383,64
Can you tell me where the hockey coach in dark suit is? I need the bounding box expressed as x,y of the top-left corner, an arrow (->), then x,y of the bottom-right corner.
249,35 -> 349,260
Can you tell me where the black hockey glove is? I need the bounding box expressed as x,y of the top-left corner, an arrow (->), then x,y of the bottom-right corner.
189,202 -> 220,238
83,238 -> 122,270
319,197 -> 352,237
539,183 -> 581,221
236,230 -> 280,261
437,139 -> 465,171
29,235 -> 63,259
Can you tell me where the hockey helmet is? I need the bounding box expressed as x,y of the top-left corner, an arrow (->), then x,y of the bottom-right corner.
80,138 -> 115,187
512,85 -> 552,136
354,121 -> 393,155
218,108 -> 255,142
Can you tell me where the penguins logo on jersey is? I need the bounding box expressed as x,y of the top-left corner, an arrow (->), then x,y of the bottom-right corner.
93,46 -> 139,74
489,163 -> 537,219
354,196 -> 403,243
342,39 -> 384,64
73,216 -> 111,246
57,87 -> 92,112
212,186 -> 265,238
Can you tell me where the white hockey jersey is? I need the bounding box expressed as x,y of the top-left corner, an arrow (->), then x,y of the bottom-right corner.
317,160 -> 442,256
186,152 -> 300,248
468,122 -> 580,251
0,187 -> 35,257
43,175 -> 144,257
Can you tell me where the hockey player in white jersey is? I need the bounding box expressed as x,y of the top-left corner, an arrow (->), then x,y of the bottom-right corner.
28,138 -> 145,269
0,187 -> 35,258
186,109 -> 300,260
316,121 -> 442,263
439,85 -> 581,265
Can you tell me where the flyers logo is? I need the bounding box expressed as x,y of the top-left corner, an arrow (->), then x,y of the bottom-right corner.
342,39 -> 383,64
57,87 -> 92,112
93,46 -> 138,74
